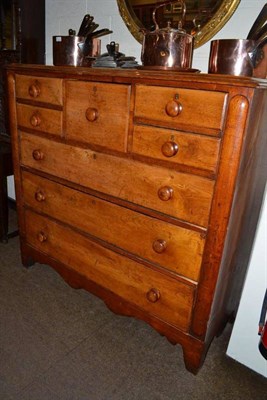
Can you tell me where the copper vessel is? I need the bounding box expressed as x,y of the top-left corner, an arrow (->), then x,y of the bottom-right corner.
53,35 -> 101,67
140,0 -> 193,69
208,38 -> 267,78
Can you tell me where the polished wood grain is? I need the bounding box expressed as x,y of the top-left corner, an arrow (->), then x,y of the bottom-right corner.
25,209 -> 196,331
132,125 -> 221,174
19,132 -> 214,227
134,85 -> 227,136
17,103 -> 62,136
15,75 -> 63,105
65,81 -> 131,152
22,171 -> 205,281
7,64 -> 267,374
190,94 -> 250,338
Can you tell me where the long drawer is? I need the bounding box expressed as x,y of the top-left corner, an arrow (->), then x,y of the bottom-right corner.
25,209 -> 196,331
22,171 -> 205,281
20,132 -> 215,227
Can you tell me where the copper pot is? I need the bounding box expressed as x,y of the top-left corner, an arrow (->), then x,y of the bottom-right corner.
140,0 -> 193,69
53,35 -> 101,67
208,38 -> 267,78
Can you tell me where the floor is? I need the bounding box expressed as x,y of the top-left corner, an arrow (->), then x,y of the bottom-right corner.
0,209 -> 266,400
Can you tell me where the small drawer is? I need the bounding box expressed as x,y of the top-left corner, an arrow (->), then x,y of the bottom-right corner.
135,85 -> 227,136
17,103 -> 62,136
22,171 -> 205,281
65,81 -> 131,152
20,133 -> 215,227
15,75 -> 63,106
132,125 -> 220,174
25,209 -> 196,331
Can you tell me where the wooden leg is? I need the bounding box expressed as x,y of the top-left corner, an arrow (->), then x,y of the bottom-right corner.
21,251 -> 35,268
182,343 -> 207,375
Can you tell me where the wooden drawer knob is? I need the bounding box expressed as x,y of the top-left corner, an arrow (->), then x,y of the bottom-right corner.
28,84 -> 40,98
158,186 -> 173,201
37,231 -> 47,243
146,288 -> 161,303
165,97 -> 183,117
32,149 -> 44,161
35,191 -> 45,202
30,113 -> 41,127
153,239 -> 167,254
85,107 -> 98,122
161,141 -> 179,157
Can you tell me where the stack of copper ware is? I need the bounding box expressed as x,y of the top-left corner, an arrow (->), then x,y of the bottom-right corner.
53,14 -> 113,66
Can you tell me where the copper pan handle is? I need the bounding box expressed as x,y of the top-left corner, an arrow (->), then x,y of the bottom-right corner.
250,33 -> 267,69
255,31 -> 267,50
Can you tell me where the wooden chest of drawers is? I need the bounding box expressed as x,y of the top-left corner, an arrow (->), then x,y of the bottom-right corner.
7,65 -> 267,373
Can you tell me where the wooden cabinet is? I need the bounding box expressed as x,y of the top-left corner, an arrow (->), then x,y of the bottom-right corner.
7,65 -> 267,373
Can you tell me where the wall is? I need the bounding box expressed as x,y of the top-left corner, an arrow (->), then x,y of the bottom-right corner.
43,0 -> 265,377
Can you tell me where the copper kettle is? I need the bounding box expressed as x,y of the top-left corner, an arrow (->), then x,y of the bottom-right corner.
140,0 -> 193,69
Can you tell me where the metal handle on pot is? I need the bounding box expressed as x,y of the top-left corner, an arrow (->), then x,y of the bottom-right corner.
255,31 -> 267,50
152,0 -> 186,30
249,32 -> 267,68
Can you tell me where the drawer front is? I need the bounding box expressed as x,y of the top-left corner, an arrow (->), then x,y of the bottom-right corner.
20,133 -> 214,227
132,125 -> 220,174
25,209 -> 195,331
65,81 -> 131,152
22,171 -> 205,281
17,103 -> 62,136
16,75 -> 63,106
135,85 -> 227,136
